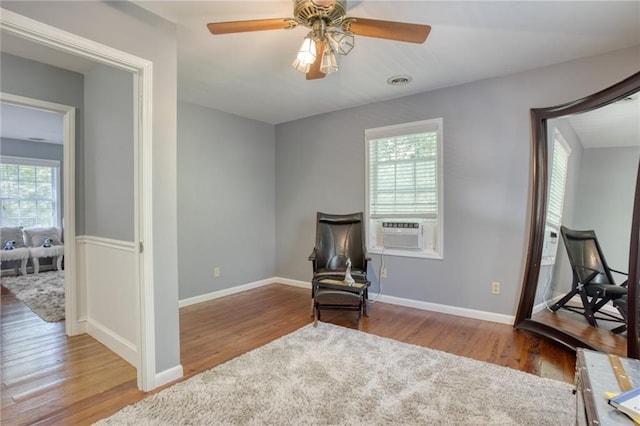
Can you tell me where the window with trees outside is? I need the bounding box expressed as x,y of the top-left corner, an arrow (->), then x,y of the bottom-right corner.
1,156 -> 60,228
365,118 -> 443,259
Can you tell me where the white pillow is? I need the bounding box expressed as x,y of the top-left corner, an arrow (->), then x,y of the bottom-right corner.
1,227 -> 25,248
23,227 -> 63,247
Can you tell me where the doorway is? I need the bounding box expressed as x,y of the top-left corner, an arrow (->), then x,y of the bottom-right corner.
0,10 -> 155,390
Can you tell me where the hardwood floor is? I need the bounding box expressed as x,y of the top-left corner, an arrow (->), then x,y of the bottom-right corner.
532,302 -> 627,356
2,282 -> 581,425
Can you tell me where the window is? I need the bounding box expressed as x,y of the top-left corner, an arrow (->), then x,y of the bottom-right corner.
542,129 -> 571,265
1,156 -> 60,228
365,118 -> 443,259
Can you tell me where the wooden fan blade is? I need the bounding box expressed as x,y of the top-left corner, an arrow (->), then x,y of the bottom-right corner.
306,41 -> 326,80
207,19 -> 293,35
344,18 -> 431,44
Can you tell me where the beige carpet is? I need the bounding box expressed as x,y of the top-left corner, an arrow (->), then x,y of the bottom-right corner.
1,270 -> 64,322
96,322 -> 575,425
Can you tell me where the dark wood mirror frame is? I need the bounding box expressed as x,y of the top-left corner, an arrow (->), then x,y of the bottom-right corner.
514,71 -> 640,359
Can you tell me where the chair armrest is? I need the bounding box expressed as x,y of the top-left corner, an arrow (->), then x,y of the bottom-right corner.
609,268 -> 628,276
308,248 -> 317,262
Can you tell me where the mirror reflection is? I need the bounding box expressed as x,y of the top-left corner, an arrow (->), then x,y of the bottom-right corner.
531,93 -> 640,356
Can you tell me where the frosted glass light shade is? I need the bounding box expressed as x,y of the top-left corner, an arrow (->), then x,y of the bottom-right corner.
296,35 -> 317,65
320,46 -> 339,74
292,57 -> 311,73
327,30 -> 354,56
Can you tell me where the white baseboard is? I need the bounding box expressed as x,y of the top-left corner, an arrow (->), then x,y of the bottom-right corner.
370,292 -> 514,325
179,277 -> 513,325
537,293 -> 621,314
274,277 -> 311,289
75,318 -> 87,334
179,278 -> 274,308
87,318 -> 138,368
155,364 -> 184,388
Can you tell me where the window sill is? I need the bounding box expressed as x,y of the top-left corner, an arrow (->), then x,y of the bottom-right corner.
368,247 -> 443,260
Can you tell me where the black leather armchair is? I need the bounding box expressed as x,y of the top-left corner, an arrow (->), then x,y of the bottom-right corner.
550,226 -> 628,332
309,212 -> 369,281
309,212 -> 371,328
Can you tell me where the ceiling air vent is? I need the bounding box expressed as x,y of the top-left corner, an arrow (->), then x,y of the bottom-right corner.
387,75 -> 412,86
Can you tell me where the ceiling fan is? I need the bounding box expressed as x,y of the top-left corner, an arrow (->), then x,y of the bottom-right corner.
207,0 -> 431,80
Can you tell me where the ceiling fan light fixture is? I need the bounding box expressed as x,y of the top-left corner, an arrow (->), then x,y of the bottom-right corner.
295,33 -> 317,65
327,29 -> 354,56
320,45 -> 339,74
292,57 -> 311,73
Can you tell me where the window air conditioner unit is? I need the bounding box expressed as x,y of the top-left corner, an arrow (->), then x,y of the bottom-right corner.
381,222 -> 423,249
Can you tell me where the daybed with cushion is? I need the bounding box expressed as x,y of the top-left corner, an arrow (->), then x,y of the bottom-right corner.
1,226 -> 64,275
0,227 -> 29,275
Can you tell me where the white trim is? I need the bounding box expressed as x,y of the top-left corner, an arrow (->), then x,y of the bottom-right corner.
87,318 -> 138,367
1,8 -> 156,391
275,277 -> 312,289
76,235 -> 136,252
179,278 -> 275,308
0,93 -> 78,336
179,277 -> 513,325
154,365 -> 184,389
370,292 -> 515,325
0,155 -> 60,168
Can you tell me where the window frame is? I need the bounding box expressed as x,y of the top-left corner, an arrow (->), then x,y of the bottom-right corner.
0,155 -> 61,229
541,128 -> 571,266
365,118 -> 444,259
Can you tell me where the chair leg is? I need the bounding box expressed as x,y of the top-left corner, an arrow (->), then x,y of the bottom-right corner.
550,288 -> 579,312
579,290 -> 598,327
32,258 -> 40,274
313,303 -> 319,327
310,298 -> 315,317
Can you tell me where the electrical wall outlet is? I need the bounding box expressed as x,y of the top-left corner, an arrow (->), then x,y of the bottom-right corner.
214,267 -> 220,278
381,268 -> 387,278
491,281 -> 500,295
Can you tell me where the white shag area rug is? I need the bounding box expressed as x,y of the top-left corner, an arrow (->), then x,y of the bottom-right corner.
96,322 -> 575,425
1,270 -> 64,322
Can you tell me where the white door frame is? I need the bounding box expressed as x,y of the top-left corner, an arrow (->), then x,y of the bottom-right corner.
0,9 -> 156,391
0,94 -> 77,333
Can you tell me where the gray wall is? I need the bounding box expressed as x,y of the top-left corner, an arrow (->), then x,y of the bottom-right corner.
84,64 -> 134,241
275,47 -> 639,316
0,52 -> 84,232
575,146 -> 640,273
177,102 -> 276,300
3,1 -> 180,374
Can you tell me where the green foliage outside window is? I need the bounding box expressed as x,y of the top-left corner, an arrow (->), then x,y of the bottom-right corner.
0,162 -> 58,228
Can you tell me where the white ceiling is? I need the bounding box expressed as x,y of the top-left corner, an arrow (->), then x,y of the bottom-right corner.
0,103 -> 63,144
131,0 -> 640,124
1,1 -> 638,148
568,95 -> 640,149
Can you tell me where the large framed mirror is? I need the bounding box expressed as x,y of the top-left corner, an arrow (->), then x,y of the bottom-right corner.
515,71 -> 640,359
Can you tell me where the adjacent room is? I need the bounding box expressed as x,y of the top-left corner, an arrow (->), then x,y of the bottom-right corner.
1,1 -> 639,424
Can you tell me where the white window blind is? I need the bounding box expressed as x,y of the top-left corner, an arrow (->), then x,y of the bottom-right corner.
547,132 -> 570,227
0,156 -> 60,228
365,118 -> 443,259
368,122 -> 439,218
